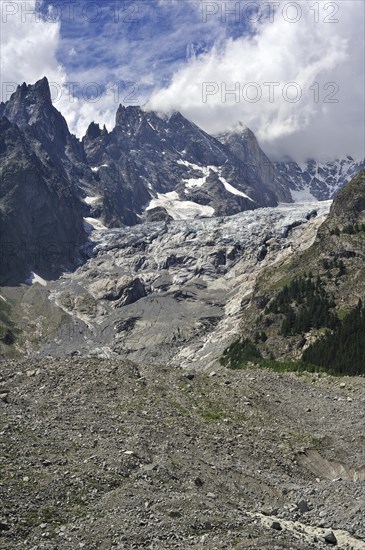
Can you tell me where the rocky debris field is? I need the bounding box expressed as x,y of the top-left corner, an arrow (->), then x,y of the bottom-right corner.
31,202 -> 331,368
1,357 -> 364,549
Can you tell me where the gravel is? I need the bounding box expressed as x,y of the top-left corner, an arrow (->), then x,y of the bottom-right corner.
1,357 -> 364,549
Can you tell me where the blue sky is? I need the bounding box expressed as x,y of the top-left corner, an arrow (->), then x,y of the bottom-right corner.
1,0 -> 364,161
37,0 -> 251,103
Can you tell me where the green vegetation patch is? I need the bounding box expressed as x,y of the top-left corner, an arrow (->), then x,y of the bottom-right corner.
265,273 -> 337,336
303,299 -> 365,375
222,298 -> 365,376
0,295 -> 17,346
220,338 -> 315,373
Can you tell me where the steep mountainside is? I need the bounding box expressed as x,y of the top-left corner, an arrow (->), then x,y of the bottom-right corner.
0,115 -> 86,285
0,77 -> 297,284
230,169 -> 365,372
82,107 -> 293,226
0,76 -> 363,292
275,157 -> 365,201
322,168 -> 365,226
0,78 -> 94,193
216,125 -> 292,203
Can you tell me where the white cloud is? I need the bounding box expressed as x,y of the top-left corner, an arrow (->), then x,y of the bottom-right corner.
147,0 -> 364,162
0,0 -> 66,96
56,88 -> 117,137
0,1 -> 120,135
0,0 -> 228,137
1,0 -> 363,162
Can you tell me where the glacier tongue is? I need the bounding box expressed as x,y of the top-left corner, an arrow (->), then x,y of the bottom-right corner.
44,201 -> 331,368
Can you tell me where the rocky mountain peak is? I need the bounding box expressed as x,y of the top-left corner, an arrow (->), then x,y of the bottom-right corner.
29,76 -> 52,102
115,104 -> 143,126
13,77 -> 51,103
83,122 -> 109,145
84,121 -> 102,140
81,99 -> 298,224
216,127 -> 292,203
0,78 -> 91,284
1,77 -> 72,156
216,125 -> 261,156
3,77 -> 52,125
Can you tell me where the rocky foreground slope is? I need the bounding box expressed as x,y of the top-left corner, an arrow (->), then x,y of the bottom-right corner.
1,357 -> 364,549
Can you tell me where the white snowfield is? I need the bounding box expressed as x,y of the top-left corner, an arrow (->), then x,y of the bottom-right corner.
290,186 -> 317,202
177,159 -> 253,201
91,164 -> 109,172
83,217 -> 108,232
26,272 -> 47,287
84,195 -> 101,205
146,191 -> 215,219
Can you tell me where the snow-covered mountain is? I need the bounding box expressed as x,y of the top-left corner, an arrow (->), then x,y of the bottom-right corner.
275,157 -> 365,202
0,78 -> 292,283
82,107 -> 293,226
1,77 -> 364,285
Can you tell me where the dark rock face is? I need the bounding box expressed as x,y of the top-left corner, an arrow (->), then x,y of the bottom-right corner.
88,276 -> 147,306
216,126 -> 293,204
0,115 -> 86,285
144,207 -> 173,223
0,78 -> 93,192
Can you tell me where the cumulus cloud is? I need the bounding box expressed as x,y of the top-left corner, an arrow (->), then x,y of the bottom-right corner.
0,0 -> 117,135
147,0 -> 364,162
0,0 -> 226,137
1,0 -> 363,161
0,0 -> 66,96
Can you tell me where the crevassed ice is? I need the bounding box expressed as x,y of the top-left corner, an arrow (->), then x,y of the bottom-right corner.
95,201 -> 332,254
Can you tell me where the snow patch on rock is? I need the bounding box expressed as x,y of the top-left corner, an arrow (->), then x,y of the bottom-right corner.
146,192 -> 215,219
91,164 -> 109,172
83,217 -> 107,232
84,195 -> 101,205
26,272 -> 47,287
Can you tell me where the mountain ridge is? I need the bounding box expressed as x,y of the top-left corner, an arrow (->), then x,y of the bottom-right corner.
275,157 -> 365,202
1,77 -> 364,286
